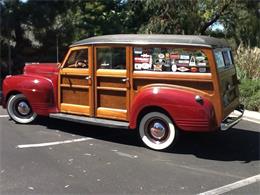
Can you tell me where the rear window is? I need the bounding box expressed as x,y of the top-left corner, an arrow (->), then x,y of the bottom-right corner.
214,49 -> 233,69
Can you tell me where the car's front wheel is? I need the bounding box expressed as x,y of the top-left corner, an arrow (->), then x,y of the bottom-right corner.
139,112 -> 178,151
7,94 -> 37,124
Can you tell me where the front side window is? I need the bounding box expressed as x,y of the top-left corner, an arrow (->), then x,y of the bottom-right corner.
96,47 -> 126,70
133,47 -> 210,73
64,49 -> 88,68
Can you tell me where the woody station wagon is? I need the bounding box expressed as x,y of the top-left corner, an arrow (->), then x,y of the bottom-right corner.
1,34 -> 244,150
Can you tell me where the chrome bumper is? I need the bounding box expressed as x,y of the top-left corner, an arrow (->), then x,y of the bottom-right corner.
220,104 -> 244,131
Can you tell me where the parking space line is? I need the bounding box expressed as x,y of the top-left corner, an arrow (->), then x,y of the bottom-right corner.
16,137 -> 93,149
198,174 -> 260,195
0,115 -> 9,118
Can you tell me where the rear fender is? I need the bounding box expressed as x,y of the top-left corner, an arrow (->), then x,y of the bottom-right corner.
3,75 -> 58,116
130,84 -> 217,132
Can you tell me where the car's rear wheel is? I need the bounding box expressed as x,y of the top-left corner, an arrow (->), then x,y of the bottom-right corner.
7,94 -> 37,124
139,112 -> 178,151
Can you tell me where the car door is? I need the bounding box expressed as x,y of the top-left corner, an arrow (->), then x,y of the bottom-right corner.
94,46 -> 130,121
59,46 -> 94,116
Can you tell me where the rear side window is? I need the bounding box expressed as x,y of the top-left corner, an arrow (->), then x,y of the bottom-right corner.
214,49 -> 233,69
133,47 -> 210,73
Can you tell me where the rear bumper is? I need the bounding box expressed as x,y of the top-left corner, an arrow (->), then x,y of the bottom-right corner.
220,104 -> 244,131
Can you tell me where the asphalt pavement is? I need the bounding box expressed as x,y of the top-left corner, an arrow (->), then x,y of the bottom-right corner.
0,107 -> 259,194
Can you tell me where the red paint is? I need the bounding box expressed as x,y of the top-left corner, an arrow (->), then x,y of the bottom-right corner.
129,85 -> 217,132
2,63 -> 59,116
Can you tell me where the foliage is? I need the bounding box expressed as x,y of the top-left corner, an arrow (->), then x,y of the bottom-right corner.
239,79 -> 260,111
234,45 -> 260,80
234,45 -> 260,111
138,0 -> 233,35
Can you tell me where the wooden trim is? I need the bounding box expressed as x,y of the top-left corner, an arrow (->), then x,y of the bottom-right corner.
96,69 -> 127,77
60,84 -> 89,89
96,107 -> 127,120
97,86 -> 127,91
133,71 -> 212,82
89,45 -> 94,116
60,68 -> 89,75
60,103 -> 90,116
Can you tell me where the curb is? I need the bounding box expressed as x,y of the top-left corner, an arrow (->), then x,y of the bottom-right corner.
242,110 -> 260,122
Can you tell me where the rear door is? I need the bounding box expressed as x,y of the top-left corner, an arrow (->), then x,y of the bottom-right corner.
59,46 -> 94,116
214,48 -> 240,117
94,46 -> 130,121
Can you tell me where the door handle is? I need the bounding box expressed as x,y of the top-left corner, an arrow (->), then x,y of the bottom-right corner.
85,76 -> 92,85
121,78 -> 130,88
121,78 -> 129,82
85,76 -> 91,80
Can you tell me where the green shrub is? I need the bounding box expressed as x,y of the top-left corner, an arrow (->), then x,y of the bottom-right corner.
234,45 -> 260,80
239,79 -> 260,111
234,45 -> 260,111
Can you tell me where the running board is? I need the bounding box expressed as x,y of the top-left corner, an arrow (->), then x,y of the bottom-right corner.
49,113 -> 129,129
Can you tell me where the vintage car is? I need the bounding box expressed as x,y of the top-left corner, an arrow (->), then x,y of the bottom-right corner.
1,34 -> 244,150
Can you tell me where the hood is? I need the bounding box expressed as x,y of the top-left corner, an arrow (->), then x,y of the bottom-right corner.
24,63 -> 59,76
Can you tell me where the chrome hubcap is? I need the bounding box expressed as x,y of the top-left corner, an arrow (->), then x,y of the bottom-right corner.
17,101 -> 31,116
149,121 -> 167,140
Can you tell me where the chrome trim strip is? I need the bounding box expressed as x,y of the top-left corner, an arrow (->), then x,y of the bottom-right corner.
220,104 -> 244,131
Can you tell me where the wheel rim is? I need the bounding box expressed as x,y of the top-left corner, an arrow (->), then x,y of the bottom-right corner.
144,117 -> 169,144
17,101 -> 31,116
13,99 -> 33,118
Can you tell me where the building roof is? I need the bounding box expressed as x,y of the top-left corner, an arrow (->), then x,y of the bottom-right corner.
71,34 -> 229,48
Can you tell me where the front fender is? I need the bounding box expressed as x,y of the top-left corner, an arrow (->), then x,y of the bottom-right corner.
3,74 -> 58,115
130,84 -> 217,132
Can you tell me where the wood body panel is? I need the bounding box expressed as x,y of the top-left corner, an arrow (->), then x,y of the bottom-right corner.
97,90 -> 126,109
96,107 -> 127,120
60,103 -> 90,116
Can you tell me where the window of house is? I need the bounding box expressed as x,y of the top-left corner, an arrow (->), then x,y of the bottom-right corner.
133,47 -> 210,73
96,47 -> 126,70
64,49 -> 88,68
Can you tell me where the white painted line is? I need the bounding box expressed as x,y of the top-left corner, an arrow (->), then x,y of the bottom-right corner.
0,115 -> 9,118
198,174 -> 260,195
16,137 -> 93,149
112,150 -> 138,159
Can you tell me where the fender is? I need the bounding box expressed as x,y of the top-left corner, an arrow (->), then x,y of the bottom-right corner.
2,74 -> 59,116
130,84 -> 218,132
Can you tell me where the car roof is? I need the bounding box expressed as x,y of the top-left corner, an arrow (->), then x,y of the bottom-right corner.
70,34 -> 229,48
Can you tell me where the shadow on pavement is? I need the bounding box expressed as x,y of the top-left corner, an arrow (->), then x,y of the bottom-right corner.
38,117 -> 259,163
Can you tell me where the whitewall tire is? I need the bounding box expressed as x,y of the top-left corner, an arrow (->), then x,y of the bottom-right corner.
7,94 -> 37,124
139,112 -> 178,150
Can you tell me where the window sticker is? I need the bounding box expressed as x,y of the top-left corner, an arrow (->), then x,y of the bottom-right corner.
199,67 -> 207,72
189,56 -> 196,66
133,47 -> 209,73
180,54 -> 190,60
